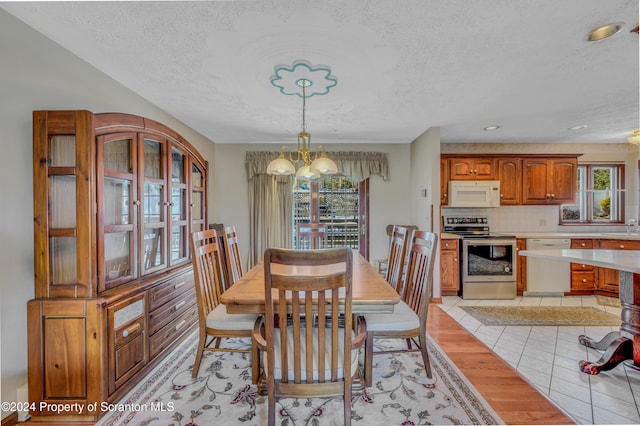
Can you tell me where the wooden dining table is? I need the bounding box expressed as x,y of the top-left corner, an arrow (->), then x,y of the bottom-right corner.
220,252 -> 401,314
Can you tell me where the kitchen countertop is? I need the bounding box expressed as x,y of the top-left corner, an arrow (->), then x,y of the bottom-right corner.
440,232 -> 640,240
519,249 -> 640,273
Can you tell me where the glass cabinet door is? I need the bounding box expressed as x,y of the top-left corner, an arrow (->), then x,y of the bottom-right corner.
168,146 -> 188,264
140,137 -> 167,274
48,135 -> 78,286
191,162 -> 205,234
100,134 -> 136,290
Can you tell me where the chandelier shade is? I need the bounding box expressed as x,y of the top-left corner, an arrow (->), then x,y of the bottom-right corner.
267,62 -> 338,181
628,129 -> 640,145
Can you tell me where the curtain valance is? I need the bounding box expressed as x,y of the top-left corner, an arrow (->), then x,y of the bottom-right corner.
245,151 -> 388,182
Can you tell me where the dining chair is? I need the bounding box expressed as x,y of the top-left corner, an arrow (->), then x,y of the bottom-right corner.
363,230 -> 438,387
189,229 -> 259,380
385,225 -> 412,293
252,247 -> 366,426
223,225 -> 244,286
296,222 -> 328,249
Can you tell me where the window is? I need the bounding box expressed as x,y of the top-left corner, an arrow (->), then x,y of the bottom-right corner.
561,163 -> 624,224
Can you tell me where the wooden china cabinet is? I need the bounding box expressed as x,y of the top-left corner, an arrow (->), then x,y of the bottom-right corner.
28,110 -> 207,422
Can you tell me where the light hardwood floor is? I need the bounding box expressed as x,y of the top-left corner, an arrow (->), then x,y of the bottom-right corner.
427,304 -> 575,425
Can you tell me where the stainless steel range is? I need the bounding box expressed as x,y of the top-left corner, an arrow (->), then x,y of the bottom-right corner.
443,216 -> 517,299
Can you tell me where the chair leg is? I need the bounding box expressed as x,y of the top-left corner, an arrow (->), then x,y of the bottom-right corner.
364,331 -> 374,387
268,392 -> 275,426
251,341 -> 260,384
419,333 -> 432,379
344,382 -> 352,426
192,330 -> 207,379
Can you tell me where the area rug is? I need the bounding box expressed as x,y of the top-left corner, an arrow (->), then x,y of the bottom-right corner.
595,295 -> 622,308
97,332 -> 502,425
460,306 -> 621,326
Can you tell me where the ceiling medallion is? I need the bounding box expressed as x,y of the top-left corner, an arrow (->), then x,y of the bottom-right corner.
270,60 -> 337,97
267,61 -> 338,180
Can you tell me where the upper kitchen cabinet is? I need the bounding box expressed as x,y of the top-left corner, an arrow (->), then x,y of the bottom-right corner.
522,157 -> 578,205
497,158 -> 522,205
449,157 -> 496,180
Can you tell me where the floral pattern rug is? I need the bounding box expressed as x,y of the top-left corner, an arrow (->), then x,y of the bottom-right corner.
98,333 -> 501,425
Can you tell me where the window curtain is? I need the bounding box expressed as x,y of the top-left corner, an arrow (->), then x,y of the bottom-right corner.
245,151 -> 388,266
246,152 -> 293,267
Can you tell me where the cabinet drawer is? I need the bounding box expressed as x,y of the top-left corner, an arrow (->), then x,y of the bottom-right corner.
598,239 -> 640,250
571,271 -> 596,291
148,289 -> 196,335
571,239 -> 593,249
115,316 -> 145,348
115,333 -> 145,381
571,262 -> 595,272
148,270 -> 194,311
149,305 -> 197,358
441,239 -> 459,250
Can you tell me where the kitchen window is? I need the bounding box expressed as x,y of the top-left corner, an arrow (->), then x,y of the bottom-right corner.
560,163 -> 625,224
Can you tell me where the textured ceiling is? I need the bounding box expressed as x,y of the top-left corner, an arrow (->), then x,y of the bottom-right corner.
2,0 -> 638,144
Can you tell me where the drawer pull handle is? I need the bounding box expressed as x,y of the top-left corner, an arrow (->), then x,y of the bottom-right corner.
174,281 -> 186,290
620,245 -> 625,249
582,278 -> 587,283
580,243 -> 586,247
175,320 -> 186,331
174,300 -> 186,311
122,323 -> 141,338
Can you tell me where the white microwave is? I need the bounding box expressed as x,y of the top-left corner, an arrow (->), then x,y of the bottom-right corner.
448,180 -> 501,208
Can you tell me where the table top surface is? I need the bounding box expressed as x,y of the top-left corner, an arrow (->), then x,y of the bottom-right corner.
519,249 -> 640,273
220,252 -> 401,314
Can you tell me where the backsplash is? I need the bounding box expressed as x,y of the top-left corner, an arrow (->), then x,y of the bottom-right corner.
442,205 -> 628,233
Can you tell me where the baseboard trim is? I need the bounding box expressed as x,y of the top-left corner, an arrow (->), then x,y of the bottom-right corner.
1,411 -> 19,426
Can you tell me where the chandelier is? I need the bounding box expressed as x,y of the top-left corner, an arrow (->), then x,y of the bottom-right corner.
628,129 -> 640,145
267,74 -> 338,180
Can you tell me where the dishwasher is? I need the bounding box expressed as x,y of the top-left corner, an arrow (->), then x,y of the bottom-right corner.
524,238 -> 571,296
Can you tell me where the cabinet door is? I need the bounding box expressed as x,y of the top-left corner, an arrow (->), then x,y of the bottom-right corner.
498,158 -> 521,205
191,161 -> 206,234
450,158 -> 495,180
440,240 -> 459,295
522,159 -> 550,204
548,159 -> 577,204
140,135 -> 168,275
168,145 -> 189,266
440,159 -> 449,205
98,133 -> 138,291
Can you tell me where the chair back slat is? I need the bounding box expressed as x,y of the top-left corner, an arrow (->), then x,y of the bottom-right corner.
403,231 -> 438,322
190,229 -> 225,325
385,225 -> 411,292
296,223 -> 328,249
224,226 -> 244,286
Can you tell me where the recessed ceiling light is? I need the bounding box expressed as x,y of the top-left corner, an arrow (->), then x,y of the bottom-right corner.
483,125 -> 500,131
586,23 -> 624,42
568,125 -> 587,130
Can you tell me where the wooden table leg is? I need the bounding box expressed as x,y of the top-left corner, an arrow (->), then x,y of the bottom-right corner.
578,271 -> 639,375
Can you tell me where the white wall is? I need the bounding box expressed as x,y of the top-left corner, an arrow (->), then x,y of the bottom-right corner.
441,142 -> 640,232
0,10 -> 217,420
211,143 -> 413,268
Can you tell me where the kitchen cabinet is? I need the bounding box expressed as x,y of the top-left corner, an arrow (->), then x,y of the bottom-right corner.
29,110 -> 207,423
497,158 -> 522,205
522,158 -> 577,205
568,239 -> 596,294
440,238 -> 459,295
449,157 -> 496,180
596,239 -> 640,295
516,238 -> 527,295
440,158 -> 449,205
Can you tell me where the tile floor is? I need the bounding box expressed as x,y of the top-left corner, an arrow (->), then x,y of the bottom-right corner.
438,295 -> 640,425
